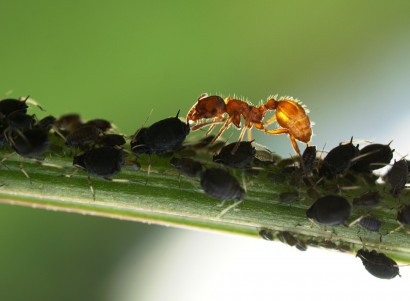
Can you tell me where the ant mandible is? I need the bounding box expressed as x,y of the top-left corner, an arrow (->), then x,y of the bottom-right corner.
186,94 -> 312,155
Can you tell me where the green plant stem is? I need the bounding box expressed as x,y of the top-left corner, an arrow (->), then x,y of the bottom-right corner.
1,148 -> 410,263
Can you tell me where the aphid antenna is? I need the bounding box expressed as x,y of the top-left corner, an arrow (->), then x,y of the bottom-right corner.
24,96 -> 45,112
36,161 -> 64,169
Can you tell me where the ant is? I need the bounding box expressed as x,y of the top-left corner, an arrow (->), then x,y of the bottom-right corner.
186,94 -> 312,155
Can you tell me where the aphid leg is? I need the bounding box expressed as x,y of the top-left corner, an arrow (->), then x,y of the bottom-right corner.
87,174 -> 96,200
65,168 -> 79,178
217,200 -> 243,218
19,160 -> 31,184
348,215 -> 364,228
388,225 -> 403,235
1,151 -> 16,164
145,155 -> 152,186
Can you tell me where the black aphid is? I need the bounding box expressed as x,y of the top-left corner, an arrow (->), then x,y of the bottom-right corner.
306,195 -> 351,226
279,191 -> 299,203
1,111 -> 36,130
56,113 -> 83,132
302,145 -> 316,173
319,138 -> 359,178
98,134 -> 126,147
258,229 -> 274,241
73,146 -> 125,178
353,191 -> 381,208
358,216 -> 382,232
170,157 -> 203,177
131,110 -> 190,155
351,143 -> 394,172
65,125 -> 102,148
10,128 -> 50,159
37,115 -> 56,130
356,249 -> 400,279
386,159 -> 408,197
397,204 -> 410,226
213,141 -> 256,168
295,240 -> 307,251
84,119 -> 112,132
200,168 -> 245,201
277,231 -> 298,246
0,97 -> 29,117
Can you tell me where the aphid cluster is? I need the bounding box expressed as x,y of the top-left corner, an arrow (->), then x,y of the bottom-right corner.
1,94 -> 409,280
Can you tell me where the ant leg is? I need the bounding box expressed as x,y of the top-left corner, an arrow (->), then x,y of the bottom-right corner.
231,126 -> 249,154
289,136 -> 301,156
263,115 -> 277,127
191,118 -> 226,131
211,116 -> 233,143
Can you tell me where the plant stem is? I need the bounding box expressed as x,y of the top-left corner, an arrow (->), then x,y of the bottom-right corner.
1,146 -> 410,263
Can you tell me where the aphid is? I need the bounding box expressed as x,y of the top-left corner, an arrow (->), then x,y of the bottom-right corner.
386,159 -> 408,197
277,231 -> 307,251
302,145 -> 317,173
358,216 -> 382,232
258,228 -> 274,241
200,168 -> 245,201
170,157 -> 203,177
187,94 -> 312,155
36,115 -> 56,130
279,191 -> 299,203
356,249 -> 400,279
56,113 -> 83,133
131,110 -> 190,155
0,97 -> 29,116
306,195 -> 351,226
73,146 -> 125,199
351,143 -> 394,172
277,231 -> 298,246
319,138 -> 359,178
397,204 -> 410,226
84,119 -> 112,132
353,191 -> 381,208
65,125 -> 102,148
98,134 -> 126,147
295,240 -> 308,251
213,141 -> 256,168
1,111 -> 36,130
9,128 -> 50,159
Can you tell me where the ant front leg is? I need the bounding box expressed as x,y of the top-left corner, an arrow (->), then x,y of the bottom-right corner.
211,116 -> 233,143
262,115 -> 277,127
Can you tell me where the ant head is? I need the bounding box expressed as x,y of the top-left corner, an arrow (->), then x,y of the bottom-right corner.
265,98 -> 277,110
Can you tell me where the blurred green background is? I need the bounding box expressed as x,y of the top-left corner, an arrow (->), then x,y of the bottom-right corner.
1,1 -> 410,300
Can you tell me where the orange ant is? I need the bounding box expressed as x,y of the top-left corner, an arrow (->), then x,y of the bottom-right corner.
186,94 -> 312,155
